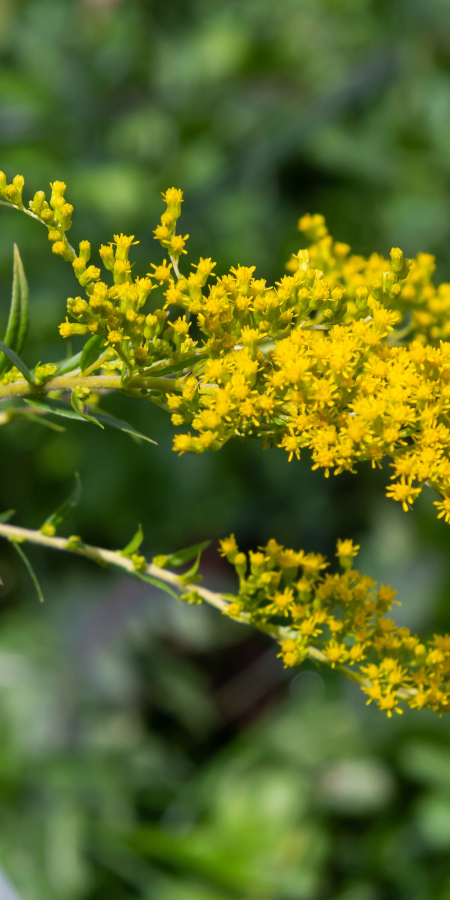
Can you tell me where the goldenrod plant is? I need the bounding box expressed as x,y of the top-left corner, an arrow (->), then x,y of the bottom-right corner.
1,170 -> 450,716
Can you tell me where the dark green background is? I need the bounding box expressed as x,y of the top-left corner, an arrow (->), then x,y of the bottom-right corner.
2,1 -> 450,897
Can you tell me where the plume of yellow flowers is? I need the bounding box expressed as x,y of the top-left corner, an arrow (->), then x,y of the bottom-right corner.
3,170 -> 450,716
4,169 -> 450,528
219,535 -> 450,717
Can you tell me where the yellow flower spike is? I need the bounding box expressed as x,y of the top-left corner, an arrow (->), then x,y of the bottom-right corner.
150,260 -> 172,283
99,244 -> 115,271
172,316 -> 190,335
114,233 -> 138,262
170,234 -> 189,259
6,175 -> 450,718
48,229 -> 62,243
336,538 -> 360,569
386,478 -> 421,512
434,496 -> 450,523
219,534 -> 239,562
52,241 -> 73,260
4,174 -> 25,206
173,434 -> 194,455
106,329 -> 124,345
79,240 -> 91,262
29,190 -> 46,216
162,187 -> 183,212
58,320 -> 88,337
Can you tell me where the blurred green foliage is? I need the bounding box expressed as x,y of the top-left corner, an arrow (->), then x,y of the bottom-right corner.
3,0 -> 450,897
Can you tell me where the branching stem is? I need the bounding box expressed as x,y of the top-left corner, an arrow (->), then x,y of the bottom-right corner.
0,521 -> 417,700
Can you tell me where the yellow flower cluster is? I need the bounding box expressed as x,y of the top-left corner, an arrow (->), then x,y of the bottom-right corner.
4,171 -> 450,717
219,535 -> 450,716
289,213 -> 448,345
0,172 -> 75,261
4,172 -> 450,522
57,187 -> 197,371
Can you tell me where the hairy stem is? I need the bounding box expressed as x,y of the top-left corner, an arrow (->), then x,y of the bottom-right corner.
0,522 -> 226,611
0,373 -> 182,401
0,521 -> 417,699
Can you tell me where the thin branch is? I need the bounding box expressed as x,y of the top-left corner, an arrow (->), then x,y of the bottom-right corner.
0,521 -> 417,700
0,372 -> 182,402
0,200 -> 77,258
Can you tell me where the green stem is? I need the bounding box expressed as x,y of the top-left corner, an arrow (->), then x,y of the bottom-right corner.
0,200 -> 77,258
0,373 -> 182,401
0,522 -> 226,611
0,521 -> 417,700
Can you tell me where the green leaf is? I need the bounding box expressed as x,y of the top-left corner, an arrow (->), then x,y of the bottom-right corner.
0,247 -> 21,375
0,509 -> 15,523
25,397 -> 157,444
25,397 -> 88,422
133,570 -> 179,600
71,391 -> 104,428
40,473 -> 82,536
144,354 -> 207,378
90,409 -> 157,444
0,340 -> 34,384
0,244 -> 29,377
163,540 -> 211,568
15,244 -> 29,356
12,540 -> 44,603
53,351 -> 82,375
22,413 -> 65,432
122,524 -> 144,558
179,552 -> 204,585
80,334 -> 107,373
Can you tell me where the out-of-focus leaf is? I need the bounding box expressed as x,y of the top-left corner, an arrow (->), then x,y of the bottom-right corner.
0,245 -> 25,377
53,351 -> 82,375
0,510 -> 15,523
162,540 -> 211,568
24,397 -> 88,422
25,397 -> 157,444
14,244 -> 29,357
40,474 -> 82,536
133,570 -> 179,600
122,524 -> 144,558
90,408 -> 157,444
0,340 -> 34,384
11,540 -> 44,603
80,334 -> 107,373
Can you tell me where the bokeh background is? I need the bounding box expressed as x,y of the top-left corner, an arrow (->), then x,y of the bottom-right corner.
3,1 -> 450,897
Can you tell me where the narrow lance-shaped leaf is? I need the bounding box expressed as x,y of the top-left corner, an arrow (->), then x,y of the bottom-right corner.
179,550 -> 205,585
133,569 -> 180,600
15,244 -> 29,356
80,334 -> 107,373
88,408 -> 157,444
25,396 -> 157,444
0,340 -> 34,384
122,524 -> 144,558
156,540 -> 211,569
25,397 -> 89,422
0,246 -> 21,376
71,391 -> 104,428
0,244 -> 29,376
53,351 -> 82,375
11,540 -> 44,603
0,510 -> 15,523
40,473 -> 82,536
